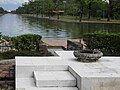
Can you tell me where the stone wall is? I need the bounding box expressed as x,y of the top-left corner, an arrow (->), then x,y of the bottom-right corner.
67,40 -> 82,50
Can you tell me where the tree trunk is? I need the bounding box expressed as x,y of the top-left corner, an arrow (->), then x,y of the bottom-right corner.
79,0 -> 83,22
48,12 -> 51,19
80,10 -> 83,22
88,1 -> 92,20
107,0 -> 112,21
80,4 -> 83,22
57,13 -> 59,19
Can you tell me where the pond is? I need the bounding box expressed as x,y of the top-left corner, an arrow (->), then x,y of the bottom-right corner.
0,14 -> 120,38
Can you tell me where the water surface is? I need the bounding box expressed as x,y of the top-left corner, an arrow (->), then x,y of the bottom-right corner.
0,14 -> 120,38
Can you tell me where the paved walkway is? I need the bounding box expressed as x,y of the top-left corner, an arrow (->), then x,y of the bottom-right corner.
42,39 -> 79,48
42,39 -> 67,48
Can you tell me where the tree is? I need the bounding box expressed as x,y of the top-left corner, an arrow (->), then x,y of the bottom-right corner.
75,0 -> 88,22
111,0 -> 120,19
88,0 -> 92,19
54,0 -> 66,19
44,0 -> 55,18
15,0 -> 116,21
65,0 -> 79,16
107,0 -> 112,21
0,7 -> 5,13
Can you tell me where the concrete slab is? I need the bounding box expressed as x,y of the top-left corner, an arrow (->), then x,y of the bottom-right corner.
55,51 -> 120,90
34,71 -> 76,87
16,51 -> 120,90
16,57 -> 69,78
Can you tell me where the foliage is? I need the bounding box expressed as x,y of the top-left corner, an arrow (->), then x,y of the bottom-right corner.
11,34 -> 42,51
112,1 -> 120,19
15,0 -> 120,21
0,50 -> 53,60
65,0 -> 79,16
0,7 -> 5,13
0,34 -> 53,60
84,33 -> 120,56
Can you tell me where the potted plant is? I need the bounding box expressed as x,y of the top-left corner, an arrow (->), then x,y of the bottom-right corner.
73,38 -> 103,62
74,49 -> 103,62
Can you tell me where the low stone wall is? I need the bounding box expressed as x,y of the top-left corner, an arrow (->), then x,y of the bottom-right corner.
67,40 -> 82,50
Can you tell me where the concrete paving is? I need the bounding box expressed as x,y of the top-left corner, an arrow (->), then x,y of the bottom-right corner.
16,51 -> 120,90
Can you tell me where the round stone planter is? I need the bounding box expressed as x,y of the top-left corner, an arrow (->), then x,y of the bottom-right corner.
73,49 -> 103,62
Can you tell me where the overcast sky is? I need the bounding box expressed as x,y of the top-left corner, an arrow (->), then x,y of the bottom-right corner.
0,0 -> 28,11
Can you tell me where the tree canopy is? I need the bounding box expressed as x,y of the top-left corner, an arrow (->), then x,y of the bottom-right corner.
0,7 -> 5,13
15,0 -> 120,21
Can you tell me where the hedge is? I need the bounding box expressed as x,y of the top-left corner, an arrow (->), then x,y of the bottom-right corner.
0,50 -> 53,60
84,33 -> 120,56
11,34 -> 42,51
0,34 -> 54,60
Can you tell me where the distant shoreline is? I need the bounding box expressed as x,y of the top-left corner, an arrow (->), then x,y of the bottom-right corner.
21,14 -> 120,24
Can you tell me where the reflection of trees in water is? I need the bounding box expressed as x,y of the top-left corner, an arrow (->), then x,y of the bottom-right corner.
19,15 -> 120,38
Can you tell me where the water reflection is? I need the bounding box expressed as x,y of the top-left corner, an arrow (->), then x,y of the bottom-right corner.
0,14 -> 120,38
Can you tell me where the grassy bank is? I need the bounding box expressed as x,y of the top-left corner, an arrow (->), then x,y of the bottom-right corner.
21,14 -> 120,24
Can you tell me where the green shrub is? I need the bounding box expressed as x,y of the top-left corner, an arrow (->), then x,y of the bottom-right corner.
0,34 -> 53,60
84,33 -> 120,56
0,50 -> 53,60
0,50 -> 17,59
12,34 -> 42,51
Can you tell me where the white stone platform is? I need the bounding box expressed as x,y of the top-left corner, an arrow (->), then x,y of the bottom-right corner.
16,51 -> 120,90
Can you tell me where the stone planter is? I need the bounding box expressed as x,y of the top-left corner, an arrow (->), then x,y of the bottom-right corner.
73,49 -> 103,62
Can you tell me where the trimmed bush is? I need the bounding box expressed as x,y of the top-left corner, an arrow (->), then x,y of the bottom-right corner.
84,33 -> 120,56
0,50 -> 53,60
11,34 -> 42,51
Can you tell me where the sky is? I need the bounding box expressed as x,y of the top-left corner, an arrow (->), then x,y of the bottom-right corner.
0,0 -> 28,11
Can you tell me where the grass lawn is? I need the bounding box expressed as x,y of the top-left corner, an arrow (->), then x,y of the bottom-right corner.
26,14 -> 120,24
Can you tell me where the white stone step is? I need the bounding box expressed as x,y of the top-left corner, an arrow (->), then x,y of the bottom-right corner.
16,78 -> 79,90
34,71 -> 76,87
